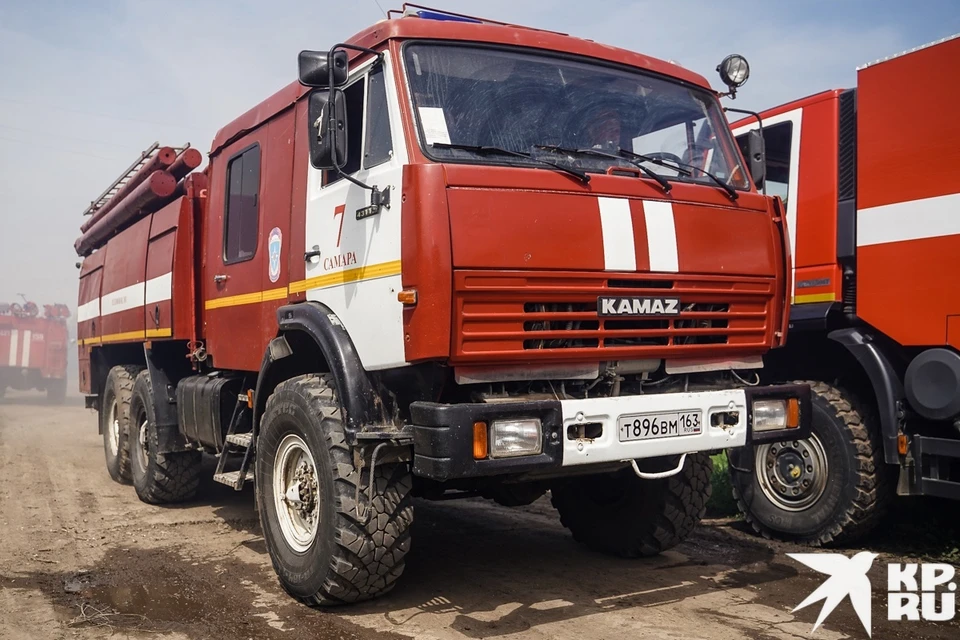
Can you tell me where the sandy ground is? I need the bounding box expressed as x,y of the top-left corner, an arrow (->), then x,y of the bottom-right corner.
0,393 -> 957,640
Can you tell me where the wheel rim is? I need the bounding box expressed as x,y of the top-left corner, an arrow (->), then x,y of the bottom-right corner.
273,434 -> 321,553
755,434 -> 829,511
135,416 -> 149,470
107,399 -> 120,456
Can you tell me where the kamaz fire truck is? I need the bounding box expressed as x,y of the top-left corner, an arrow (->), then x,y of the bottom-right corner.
730,33 -> 960,545
0,299 -> 69,402
76,4 -> 810,604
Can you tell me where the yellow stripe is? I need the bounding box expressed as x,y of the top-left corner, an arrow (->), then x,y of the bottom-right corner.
288,260 -> 402,294
81,327 -> 173,346
203,260 -> 402,308
261,287 -> 289,302
204,287 -> 288,310
793,292 -> 837,304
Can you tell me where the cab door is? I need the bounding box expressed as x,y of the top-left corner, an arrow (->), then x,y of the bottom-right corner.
203,141 -> 266,371
299,54 -> 409,370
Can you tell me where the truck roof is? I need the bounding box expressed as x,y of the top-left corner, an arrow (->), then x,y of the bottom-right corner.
211,15 -> 714,156
857,32 -> 960,70
728,88 -> 846,130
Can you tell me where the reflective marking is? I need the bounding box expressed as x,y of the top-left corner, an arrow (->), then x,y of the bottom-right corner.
21,330 -> 31,368
857,192 -> 960,246
643,200 -> 679,273
598,197 -> 636,271
8,330 -> 18,366
144,272 -> 173,304
77,298 -> 100,322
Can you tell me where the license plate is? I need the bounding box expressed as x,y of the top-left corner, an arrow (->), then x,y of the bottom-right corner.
618,411 -> 703,442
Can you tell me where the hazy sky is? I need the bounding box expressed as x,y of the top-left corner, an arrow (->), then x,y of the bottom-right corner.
1,0 -> 958,311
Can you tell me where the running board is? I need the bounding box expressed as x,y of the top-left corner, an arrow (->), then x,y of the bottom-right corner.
213,470 -> 254,490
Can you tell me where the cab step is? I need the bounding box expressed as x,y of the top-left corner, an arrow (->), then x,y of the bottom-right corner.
225,432 -> 253,448
213,470 -> 254,490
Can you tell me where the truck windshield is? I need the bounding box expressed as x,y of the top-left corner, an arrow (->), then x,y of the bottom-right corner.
403,43 -> 749,190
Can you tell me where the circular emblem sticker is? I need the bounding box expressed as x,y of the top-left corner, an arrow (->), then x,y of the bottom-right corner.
268,227 -> 282,283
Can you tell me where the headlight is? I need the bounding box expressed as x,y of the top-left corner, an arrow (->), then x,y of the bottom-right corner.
717,54 -> 750,89
753,399 -> 787,432
490,419 -> 542,458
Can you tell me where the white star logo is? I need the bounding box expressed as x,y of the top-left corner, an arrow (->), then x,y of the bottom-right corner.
789,551 -> 878,637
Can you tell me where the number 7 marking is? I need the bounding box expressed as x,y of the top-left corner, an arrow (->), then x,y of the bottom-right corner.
334,204 -> 346,248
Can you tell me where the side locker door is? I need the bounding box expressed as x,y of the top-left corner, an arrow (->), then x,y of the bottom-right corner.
299,54 -> 409,370
77,249 -> 106,393
203,142 -> 266,372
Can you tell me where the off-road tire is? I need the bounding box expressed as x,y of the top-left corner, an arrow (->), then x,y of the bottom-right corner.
551,453 -> 713,557
129,370 -> 201,504
46,378 -> 68,405
731,380 -> 891,546
101,365 -> 141,483
256,374 -> 413,606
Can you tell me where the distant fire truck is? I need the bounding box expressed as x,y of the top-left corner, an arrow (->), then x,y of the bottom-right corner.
730,33 -> 960,545
0,299 -> 70,402
75,4 -> 810,604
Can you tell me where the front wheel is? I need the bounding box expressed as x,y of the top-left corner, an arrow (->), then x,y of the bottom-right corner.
256,374 -> 413,605
551,452 -> 713,557
731,381 -> 891,546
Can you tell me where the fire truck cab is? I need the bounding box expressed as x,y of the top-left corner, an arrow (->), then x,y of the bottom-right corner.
77,5 -> 811,604
731,33 -> 960,545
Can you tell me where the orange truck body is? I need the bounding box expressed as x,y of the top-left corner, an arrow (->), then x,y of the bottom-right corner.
732,33 -> 960,499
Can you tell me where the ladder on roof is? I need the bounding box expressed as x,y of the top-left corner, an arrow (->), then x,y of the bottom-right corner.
81,141 -> 191,217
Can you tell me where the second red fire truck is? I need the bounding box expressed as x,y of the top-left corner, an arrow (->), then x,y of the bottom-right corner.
730,33 -> 960,545
0,300 -> 69,402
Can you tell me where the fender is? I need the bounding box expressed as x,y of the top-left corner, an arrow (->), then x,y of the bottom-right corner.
253,302 -> 384,436
828,327 -> 904,464
142,344 -> 190,454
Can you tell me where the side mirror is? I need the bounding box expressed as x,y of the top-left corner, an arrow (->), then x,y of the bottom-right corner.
743,129 -> 765,190
308,89 -> 348,170
298,50 -> 349,88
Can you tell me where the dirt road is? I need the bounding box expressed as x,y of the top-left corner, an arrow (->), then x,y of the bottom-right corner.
0,396 -> 956,640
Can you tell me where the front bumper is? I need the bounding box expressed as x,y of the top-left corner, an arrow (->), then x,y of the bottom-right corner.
410,384 -> 812,481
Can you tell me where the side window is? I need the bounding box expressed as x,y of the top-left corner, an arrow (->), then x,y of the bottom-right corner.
224,144 -> 261,264
364,65 -> 393,168
757,122 -> 792,205
325,80 -> 365,185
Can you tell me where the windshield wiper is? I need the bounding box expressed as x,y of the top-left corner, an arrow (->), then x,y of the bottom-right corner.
430,142 -> 590,184
535,144 -> 672,194
617,148 -> 739,201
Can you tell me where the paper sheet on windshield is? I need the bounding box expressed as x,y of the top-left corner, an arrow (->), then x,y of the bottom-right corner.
419,107 -> 451,145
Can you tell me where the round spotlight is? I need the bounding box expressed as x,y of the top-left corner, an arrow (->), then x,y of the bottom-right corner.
717,54 -> 750,89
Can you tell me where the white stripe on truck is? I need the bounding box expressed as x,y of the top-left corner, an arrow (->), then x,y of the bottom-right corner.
857,192 -> 960,247
643,200 -> 679,273
598,197 -> 637,271
21,330 -> 31,368
8,330 -> 18,367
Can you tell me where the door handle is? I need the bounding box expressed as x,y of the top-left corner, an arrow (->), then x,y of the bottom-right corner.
304,246 -> 321,264
213,274 -> 229,284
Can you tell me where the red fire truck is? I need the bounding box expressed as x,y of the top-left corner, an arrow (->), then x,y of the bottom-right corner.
0,300 -> 69,402
730,34 -> 960,545
76,4 -> 811,604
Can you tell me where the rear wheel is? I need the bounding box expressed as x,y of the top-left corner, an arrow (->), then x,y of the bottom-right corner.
256,374 -> 413,605
101,365 -> 141,484
551,453 -> 713,557
731,381 -> 891,545
129,370 -> 201,504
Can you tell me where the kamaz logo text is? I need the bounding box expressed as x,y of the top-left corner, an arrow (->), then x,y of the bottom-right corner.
597,296 -> 680,317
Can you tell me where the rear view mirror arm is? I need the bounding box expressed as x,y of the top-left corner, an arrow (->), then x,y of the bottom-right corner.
725,106 -> 766,195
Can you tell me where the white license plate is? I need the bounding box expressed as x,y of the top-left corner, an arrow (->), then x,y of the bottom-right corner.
618,411 -> 703,442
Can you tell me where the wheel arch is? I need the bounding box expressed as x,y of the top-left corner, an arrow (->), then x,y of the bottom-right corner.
762,327 -> 904,465
254,302 -> 385,437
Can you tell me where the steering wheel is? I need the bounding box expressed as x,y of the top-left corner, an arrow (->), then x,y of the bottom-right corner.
643,151 -> 684,166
